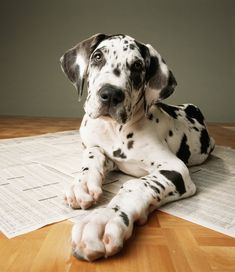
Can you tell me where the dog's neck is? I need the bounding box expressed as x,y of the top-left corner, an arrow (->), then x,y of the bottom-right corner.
128,101 -> 146,127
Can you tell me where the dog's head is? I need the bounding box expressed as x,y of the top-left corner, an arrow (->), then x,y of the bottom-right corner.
60,33 -> 177,124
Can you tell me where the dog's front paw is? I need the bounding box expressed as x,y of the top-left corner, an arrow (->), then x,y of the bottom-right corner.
71,207 -> 133,261
64,170 -> 103,209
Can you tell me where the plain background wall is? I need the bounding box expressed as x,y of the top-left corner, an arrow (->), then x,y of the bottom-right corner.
0,0 -> 234,122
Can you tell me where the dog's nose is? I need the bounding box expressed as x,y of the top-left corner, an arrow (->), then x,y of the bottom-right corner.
99,85 -> 125,106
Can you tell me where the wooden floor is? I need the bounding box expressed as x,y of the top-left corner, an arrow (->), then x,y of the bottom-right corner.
0,116 -> 235,272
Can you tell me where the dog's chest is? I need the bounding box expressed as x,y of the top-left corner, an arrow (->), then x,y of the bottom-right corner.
108,138 -> 149,177
80,117 -> 149,176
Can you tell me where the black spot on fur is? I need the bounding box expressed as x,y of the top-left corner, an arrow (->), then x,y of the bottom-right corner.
82,167 -> 89,171
150,185 -> 160,194
113,68 -> 121,76
148,114 -> 153,120
89,155 -> 94,159
168,192 -> 174,196
185,104 -> 205,125
156,118 -> 159,123
200,129 -> 210,154
169,130 -> 173,137
127,132 -> 133,139
158,103 -> 179,119
112,206 -> 119,212
127,140 -> 134,149
113,149 -> 127,159
151,162 -> 154,166
129,60 -> 143,89
152,180 -> 165,190
193,127 -> 199,132
160,170 -> 186,195
176,134 -> 191,164
119,125 -> 123,131
120,111 -> 127,124
120,211 -> 129,226
129,44 -> 135,50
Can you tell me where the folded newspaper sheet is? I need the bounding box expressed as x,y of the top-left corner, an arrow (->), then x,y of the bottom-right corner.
0,131 -> 234,238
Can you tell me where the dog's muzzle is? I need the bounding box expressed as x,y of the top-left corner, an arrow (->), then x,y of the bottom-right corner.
97,84 -> 127,123
99,84 -> 125,107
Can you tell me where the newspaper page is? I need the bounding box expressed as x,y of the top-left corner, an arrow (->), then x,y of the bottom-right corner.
159,146 -> 235,238
0,131 -> 104,238
0,163 -> 79,238
0,130 -> 235,238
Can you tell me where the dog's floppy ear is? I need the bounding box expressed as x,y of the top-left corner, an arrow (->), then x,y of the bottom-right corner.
144,44 -> 177,112
60,33 -> 108,101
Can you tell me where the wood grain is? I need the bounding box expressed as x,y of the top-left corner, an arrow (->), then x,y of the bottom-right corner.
0,116 -> 234,272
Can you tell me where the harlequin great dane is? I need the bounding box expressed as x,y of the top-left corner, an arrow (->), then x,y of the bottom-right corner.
60,33 -> 215,261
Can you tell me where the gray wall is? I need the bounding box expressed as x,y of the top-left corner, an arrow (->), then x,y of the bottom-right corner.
0,0 -> 234,122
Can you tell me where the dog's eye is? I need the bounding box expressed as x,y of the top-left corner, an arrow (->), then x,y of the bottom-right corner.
93,51 -> 103,62
133,60 -> 143,71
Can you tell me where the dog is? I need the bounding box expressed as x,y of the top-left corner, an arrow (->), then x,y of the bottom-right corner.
60,33 -> 215,261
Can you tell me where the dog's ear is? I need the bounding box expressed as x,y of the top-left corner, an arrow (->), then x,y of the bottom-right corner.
60,33 -> 108,101
144,44 -> 177,112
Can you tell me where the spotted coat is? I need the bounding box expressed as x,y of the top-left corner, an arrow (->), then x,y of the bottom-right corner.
60,33 -> 215,261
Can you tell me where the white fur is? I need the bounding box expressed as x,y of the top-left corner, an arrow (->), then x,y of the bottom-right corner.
76,54 -> 87,79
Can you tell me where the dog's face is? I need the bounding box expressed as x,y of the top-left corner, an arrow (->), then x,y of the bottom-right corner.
60,34 -> 177,124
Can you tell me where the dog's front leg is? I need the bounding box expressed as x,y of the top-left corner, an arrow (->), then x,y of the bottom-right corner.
71,159 -> 196,261
64,146 -> 116,209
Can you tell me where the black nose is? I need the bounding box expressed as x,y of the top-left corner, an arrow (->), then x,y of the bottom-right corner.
99,85 -> 125,106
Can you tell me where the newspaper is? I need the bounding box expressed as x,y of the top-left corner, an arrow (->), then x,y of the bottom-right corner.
0,163 -> 79,238
0,130 -> 234,238
159,146 -> 235,238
